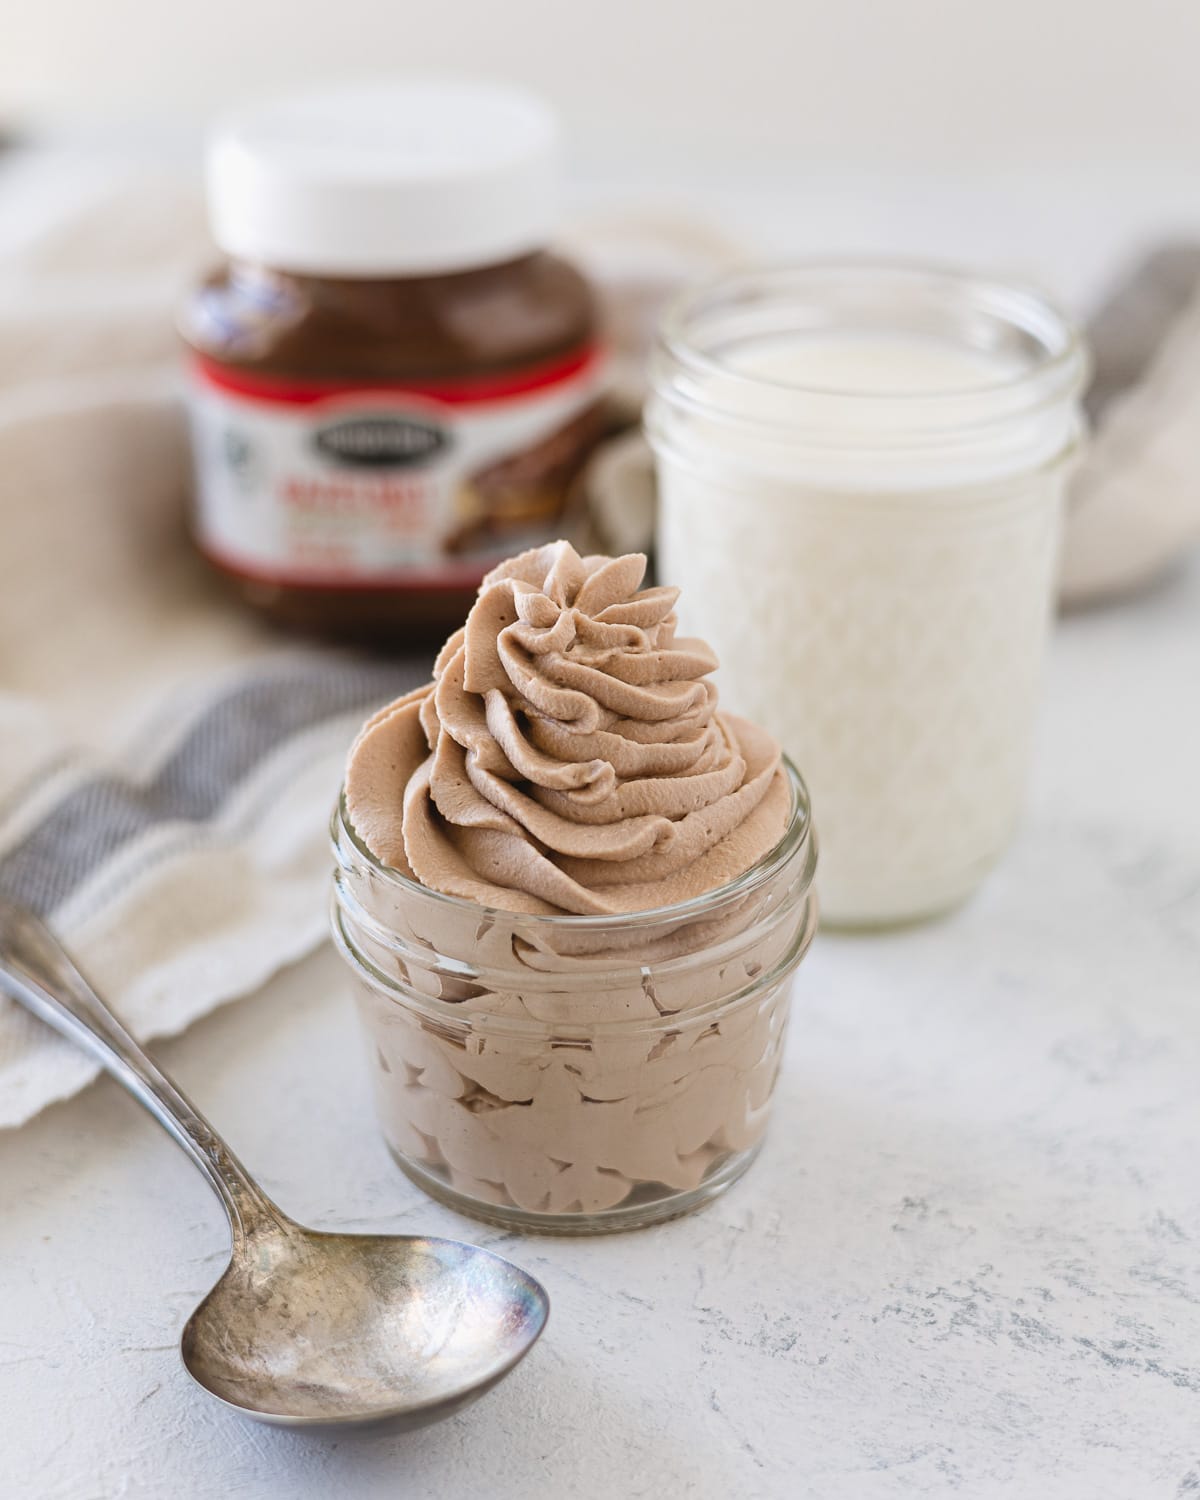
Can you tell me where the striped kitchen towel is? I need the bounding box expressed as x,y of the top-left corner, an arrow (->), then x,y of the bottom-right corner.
0,657 -> 423,1128
0,163 -> 426,1126
0,655 -> 424,1127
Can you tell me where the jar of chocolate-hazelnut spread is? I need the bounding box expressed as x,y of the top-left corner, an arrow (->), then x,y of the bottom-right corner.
181,80 -> 607,639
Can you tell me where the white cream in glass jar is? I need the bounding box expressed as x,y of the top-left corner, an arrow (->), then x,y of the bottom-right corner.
647,263 -> 1088,926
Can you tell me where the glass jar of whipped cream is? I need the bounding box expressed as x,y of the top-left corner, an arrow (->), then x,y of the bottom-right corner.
331,764 -> 816,1233
647,263 -> 1089,926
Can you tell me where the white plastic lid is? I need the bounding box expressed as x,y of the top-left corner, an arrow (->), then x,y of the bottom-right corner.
206,79 -> 561,277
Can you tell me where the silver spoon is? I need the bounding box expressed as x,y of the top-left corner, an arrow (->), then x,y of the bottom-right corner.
0,900 -> 548,1428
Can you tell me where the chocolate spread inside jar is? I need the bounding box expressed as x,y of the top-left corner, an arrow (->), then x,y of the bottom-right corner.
181,80 -> 608,640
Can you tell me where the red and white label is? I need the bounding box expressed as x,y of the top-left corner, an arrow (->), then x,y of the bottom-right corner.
186,347 -> 606,589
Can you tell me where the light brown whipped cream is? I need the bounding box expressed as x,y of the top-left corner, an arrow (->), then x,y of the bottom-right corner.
346,540 -> 790,911
361,977 -> 795,1215
341,541 -> 808,1218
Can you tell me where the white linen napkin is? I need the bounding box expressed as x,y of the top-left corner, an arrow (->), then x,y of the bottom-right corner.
1060,245 -> 1200,604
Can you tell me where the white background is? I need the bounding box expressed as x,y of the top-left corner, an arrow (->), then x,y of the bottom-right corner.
5,0 -> 1200,178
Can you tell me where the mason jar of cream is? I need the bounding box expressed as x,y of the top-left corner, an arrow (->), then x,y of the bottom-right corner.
647,263 -> 1088,926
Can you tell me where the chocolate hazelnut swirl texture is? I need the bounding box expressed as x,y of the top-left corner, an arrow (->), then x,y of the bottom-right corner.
345,541 -> 791,914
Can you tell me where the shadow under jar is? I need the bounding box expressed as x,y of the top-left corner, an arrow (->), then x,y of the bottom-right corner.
331,760 -> 817,1233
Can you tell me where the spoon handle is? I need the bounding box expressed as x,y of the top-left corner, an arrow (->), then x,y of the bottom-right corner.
0,900 -> 283,1240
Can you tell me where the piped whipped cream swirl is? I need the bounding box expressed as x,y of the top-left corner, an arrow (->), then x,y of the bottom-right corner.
346,541 -> 789,915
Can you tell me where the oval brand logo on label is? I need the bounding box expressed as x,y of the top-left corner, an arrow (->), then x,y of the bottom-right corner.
313,415 -> 449,469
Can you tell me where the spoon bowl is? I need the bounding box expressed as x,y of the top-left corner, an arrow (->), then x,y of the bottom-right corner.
0,899 -> 549,1430
181,1223 -> 547,1427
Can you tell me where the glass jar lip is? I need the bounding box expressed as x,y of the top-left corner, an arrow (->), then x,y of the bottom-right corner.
332,756 -> 816,932
651,257 -> 1089,439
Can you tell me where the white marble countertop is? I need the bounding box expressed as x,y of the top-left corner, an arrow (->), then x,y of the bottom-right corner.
2,548 -> 1197,1498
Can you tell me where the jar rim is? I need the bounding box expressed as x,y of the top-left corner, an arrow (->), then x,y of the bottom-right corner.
332,756 -> 816,933
650,258 -> 1089,448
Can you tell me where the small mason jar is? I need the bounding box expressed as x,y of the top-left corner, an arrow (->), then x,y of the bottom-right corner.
647,262 -> 1089,927
331,761 -> 817,1233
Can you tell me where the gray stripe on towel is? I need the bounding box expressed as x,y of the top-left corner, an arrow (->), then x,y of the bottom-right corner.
0,656 -> 426,917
